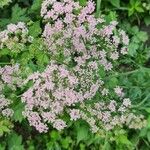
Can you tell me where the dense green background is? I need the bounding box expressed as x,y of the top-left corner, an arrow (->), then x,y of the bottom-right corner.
0,0 -> 150,149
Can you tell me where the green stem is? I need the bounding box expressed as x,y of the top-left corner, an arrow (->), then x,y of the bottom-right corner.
103,131 -> 108,150
131,93 -> 150,108
105,69 -> 140,80
96,0 -> 102,17
106,67 -> 150,79
0,62 -> 12,65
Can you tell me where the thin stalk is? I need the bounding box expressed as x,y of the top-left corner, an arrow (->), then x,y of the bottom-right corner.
0,62 -> 12,65
106,67 -> 150,79
103,131 -> 108,150
131,93 -> 150,108
96,0 -> 102,17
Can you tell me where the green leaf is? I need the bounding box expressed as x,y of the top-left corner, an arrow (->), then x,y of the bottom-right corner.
0,48 -> 10,56
12,102 -> 25,123
130,0 -> 135,5
128,43 -> 139,56
11,4 -> 29,23
131,26 -> 139,34
135,7 -> 144,12
145,108 -> 150,113
0,119 -> 12,136
29,21 -> 42,38
147,131 -> 150,142
128,8 -> 135,16
116,134 -> 132,145
0,144 -> 5,150
107,77 -> 118,88
144,16 -> 150,26
136,31 -> 148,42
36,52 -> 49,65
140,128 -> 147,137
31,0 -> 42,12
61,137 -> 72,149
7,133 -> 24,150
75,122 -> 90,144
0,0 -> 12,8
105,11 -> 117,23
79,0 -> 87,6
108,0 -> 120,8
50,130 -> 61,141
0,125 -> 10,136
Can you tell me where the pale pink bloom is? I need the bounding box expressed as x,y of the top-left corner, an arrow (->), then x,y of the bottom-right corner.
108,100 -> 116,112
52,2 -> 64,14
7,24 -> 17,33
101,88 -> 109,96
2,108 -> 14,117
104,62 -> 113,71
53,119 -> 67,130
114,86 -> 124,97
110,51 -> 119,60
121,47 -> 128,55
70,109 -> 80,121
123,98 -> 131,107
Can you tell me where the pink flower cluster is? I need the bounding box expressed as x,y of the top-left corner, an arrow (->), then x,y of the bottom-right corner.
21,60 -> 103,132
0,95 -> 14,118
17,0 -> 146,133
79,98 -> 146,132
41,0 -> 129,71
0,22 -> 33,50
0,64 -> 23,89
0,65 -> 23,118
0,0 -> 146,134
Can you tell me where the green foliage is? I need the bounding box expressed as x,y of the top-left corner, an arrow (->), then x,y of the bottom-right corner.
0,0 -> 150,149
29,21 -> 42,38
7,132 -> 24,150
0,119 -> 13,136
0,0 -> 12,8
108,0 -> 120,8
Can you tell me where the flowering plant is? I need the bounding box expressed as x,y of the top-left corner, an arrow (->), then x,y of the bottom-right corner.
0,0 -> 149,149
0,0 -> 146,135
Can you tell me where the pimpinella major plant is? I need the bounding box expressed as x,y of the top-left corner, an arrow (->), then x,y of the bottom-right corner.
0,0 -> 149,149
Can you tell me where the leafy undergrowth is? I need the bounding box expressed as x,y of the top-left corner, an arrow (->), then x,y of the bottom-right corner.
0,0 -> 150,150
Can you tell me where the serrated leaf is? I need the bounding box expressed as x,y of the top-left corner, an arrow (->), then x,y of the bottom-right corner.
36,52 -> 49,65
11,4 -> 29,23
29,21 -> 42,38
8,133 -> 24,150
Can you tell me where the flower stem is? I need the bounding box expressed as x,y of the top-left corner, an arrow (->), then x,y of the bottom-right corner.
0,62 -> 12,65
131,93 -> 150,108
96,0 -> 102,17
